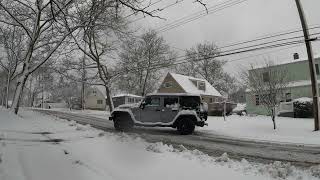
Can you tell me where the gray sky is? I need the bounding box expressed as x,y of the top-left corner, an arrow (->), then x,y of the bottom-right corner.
129,0 -> 320,76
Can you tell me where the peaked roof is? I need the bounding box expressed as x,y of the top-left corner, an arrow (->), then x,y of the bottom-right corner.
169,72 -> 222,97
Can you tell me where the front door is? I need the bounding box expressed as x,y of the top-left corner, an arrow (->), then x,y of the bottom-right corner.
140,96 -> 162,123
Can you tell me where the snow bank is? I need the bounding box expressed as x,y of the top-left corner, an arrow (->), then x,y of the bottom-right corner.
293,97 -> 313,103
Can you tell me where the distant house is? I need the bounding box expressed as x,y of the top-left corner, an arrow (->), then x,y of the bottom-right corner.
157,72 -> 228,115
246,55 -> 320,115
85,86 -> 107,110
112,94 -> 143,108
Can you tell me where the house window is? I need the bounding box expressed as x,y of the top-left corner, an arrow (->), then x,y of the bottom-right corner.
316,64 -> 319,75
255,95 -> 260,106
209,98 -> 213,103
198,81 -> 206,91
163,81 -> 173,88
285,93 -> 292,102
262,72 -> 270,82
97,99 -> 103,104
128,97 -> 135,103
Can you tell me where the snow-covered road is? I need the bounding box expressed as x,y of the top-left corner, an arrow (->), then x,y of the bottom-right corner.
1,108 -> 320,180
33,108 -> 320,166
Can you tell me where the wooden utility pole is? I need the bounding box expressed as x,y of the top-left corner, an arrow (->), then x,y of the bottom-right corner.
295,0 -> 320,131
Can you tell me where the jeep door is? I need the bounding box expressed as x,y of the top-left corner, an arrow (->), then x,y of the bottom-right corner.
161,96 -> 179,123
139,96 -> 162,123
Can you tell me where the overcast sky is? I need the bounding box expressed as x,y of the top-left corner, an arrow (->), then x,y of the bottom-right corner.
128,0 -> 320,76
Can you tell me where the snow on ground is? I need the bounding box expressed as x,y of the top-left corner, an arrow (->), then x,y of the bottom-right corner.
0,108 -> 319,180
34,107 -> 110,119
200,115 -> 320,145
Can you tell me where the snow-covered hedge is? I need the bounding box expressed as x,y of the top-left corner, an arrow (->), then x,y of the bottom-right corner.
293,97 -> 313,118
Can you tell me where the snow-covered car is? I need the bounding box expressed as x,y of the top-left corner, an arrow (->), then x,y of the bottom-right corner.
109,93 -> 208,135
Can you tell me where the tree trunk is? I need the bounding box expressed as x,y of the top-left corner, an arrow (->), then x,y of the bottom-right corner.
5,71 -> 11,109
105,85 -> 114,112
271,108 -> 277,129
11,72 -> 29,114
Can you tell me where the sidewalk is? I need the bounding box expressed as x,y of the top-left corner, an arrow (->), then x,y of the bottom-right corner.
0,108 -> 319,180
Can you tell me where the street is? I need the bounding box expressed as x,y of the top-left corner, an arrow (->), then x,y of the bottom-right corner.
34,109 -> 320,167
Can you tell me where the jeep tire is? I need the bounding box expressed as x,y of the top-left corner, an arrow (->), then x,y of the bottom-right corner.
177,118 -> 195,135
113,114 -> 133,131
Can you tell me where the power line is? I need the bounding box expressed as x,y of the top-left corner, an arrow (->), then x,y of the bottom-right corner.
157,0 -> 249,33
114,37 -> 320,76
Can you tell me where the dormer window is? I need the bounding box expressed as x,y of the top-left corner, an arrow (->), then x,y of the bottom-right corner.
198,81 -> 205,91
163,81 -> 173,88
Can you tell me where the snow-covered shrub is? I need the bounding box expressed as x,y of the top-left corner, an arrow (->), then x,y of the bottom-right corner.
310,165 -> 320,178
293,97 -> 313,118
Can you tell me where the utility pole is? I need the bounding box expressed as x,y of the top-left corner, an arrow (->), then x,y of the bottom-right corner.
295,0 -> 319,131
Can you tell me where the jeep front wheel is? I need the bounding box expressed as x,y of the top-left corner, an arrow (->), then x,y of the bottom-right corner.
177,118 -> 195,135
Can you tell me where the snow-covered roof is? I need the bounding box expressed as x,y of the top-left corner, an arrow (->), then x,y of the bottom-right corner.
246,80 -> 320,92
169,73 -> 222,97
147,93 -> 201,97
287,80 -> 320,88
112,94 -> 143,98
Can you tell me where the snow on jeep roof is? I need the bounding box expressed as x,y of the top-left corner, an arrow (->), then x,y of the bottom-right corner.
147,93 -> 201,97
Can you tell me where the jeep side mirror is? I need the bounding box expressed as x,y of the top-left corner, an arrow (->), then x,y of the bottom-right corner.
140,101 -> 146,109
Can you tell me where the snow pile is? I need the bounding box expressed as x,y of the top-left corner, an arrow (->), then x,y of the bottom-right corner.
75,124 -> 92,131
310,165 -> 320,178
259,161 -> 295,179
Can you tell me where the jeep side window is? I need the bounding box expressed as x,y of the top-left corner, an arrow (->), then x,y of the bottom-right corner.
164,97 -> 179,108
144,97 -> 160,107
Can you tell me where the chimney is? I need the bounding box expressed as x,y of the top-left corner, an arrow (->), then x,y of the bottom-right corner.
293,53 -> 299,60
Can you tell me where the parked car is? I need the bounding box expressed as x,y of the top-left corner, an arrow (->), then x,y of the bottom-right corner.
109,93 -> 208,135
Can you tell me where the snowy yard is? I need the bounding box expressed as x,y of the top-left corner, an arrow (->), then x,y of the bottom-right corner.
1,108 -> 320,180
201,115 -> 320,145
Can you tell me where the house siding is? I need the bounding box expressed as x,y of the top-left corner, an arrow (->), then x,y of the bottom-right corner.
157,73 -> 186,93
85,88 -> 106,110
246,57 -> 320,115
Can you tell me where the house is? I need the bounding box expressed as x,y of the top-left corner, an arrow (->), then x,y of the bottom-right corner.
85,86 -> 107,110
112,94 -> 143,108
157,72 -> 228,115
246,54 -> 320,115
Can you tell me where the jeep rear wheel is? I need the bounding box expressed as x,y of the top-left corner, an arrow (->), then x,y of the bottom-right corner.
113,114 -> 133,131
177,118 -> 195,135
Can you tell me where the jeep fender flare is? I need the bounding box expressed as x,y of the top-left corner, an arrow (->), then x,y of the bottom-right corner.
172,110 -> 200,127
110,109 -> 136,122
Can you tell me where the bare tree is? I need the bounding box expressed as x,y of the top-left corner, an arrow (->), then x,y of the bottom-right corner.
0,26 -> 24,108
0,0 -> 85,114
116,30 -> 175,96
242,61 -> 289,129
176,42 -> 237,94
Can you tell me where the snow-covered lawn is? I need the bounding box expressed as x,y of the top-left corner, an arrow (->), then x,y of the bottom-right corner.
34,107 -> 110,119
0,108 -> 320,180
201,115 -> 320,145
